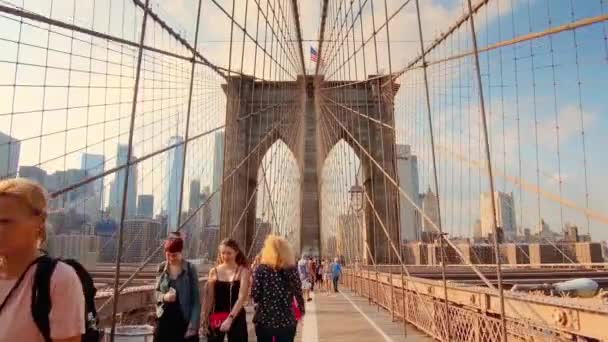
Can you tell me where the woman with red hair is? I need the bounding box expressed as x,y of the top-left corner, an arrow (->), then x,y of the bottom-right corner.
154,235 -> 201,342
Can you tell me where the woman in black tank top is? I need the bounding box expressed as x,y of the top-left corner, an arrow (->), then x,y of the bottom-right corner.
202,239 -> 251,342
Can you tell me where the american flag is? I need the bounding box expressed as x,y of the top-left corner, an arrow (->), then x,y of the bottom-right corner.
310,46 -> 318,62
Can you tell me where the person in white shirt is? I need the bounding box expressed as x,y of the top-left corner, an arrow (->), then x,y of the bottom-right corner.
297,256 -> 311,301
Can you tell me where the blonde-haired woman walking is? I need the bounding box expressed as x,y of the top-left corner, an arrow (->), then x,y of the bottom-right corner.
0,179 -> 85,342
252,235 -> 305,342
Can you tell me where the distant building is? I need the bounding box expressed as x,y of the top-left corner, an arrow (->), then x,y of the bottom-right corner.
189,179 -> 201,211
137,195 -> 154,219
421,187 -> 440,233
165,136 -> 185,233
48,231 -> 100,269
94,215 -> 119,262
47,208 -> 89,235
473,219 -> 482,240
0,131 -> 20,179
536,219 -> 554,239
46,169 -> 98,219
122,218 -> 163,263
108,145 -> 138,219
199,224 -> 220,261
19,166 -> 47,185
396,145 -> 420,241
480,192 -> 516,241
81,153 -> 105,211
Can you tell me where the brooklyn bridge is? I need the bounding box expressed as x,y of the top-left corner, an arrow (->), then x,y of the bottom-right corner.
1,0 -> 607,340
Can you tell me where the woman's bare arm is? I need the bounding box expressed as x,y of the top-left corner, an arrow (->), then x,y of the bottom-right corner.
229,268 -> 251,318
201,268 -> 217,323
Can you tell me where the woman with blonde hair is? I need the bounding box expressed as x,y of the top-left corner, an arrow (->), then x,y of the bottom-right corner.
0,178 -> 85,342
252,235 -> 304,342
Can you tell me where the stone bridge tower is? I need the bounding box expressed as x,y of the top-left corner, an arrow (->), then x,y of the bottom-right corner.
220,75 -> 400,263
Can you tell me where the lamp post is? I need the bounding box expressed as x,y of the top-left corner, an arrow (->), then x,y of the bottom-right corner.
349,184 -> 364,213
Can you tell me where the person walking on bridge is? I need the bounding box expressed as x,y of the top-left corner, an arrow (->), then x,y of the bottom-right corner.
0,179 -> 85,342
252,235 -> 304,342
297,255 -> 312,301
202,239 -> 250,342
154,235 -> 201,342
330,257 -> 343,293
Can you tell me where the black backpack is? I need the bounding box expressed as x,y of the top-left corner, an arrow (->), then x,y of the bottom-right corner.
32,255 -> 100,342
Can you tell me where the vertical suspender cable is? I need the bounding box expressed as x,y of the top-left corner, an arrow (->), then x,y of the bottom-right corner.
464,0 -> 508,340
413,0 -> 451,338
109,0 -> 150,339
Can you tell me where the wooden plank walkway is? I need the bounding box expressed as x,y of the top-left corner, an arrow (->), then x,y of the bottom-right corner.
203,289 -> 431,341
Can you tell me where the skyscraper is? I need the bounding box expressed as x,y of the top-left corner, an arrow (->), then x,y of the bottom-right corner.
480,191 -> 517,241
137,194 -> 154,218
108,145 -> 138,219
396,144 -> 420,241
81,153 -> 105,211
165,136 -> 185,233
421,187 -> 440,233
19,166 -> 47,185
210,131 -> 224,226
189,179 -> 201,212
0,131 -> 20,179
44,169 -> 99,220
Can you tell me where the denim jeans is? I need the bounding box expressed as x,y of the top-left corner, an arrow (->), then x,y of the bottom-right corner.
332,276 -> 339,292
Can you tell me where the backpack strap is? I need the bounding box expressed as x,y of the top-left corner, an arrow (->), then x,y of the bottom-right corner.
31,255 -> 58,342
0,256 -> 44,314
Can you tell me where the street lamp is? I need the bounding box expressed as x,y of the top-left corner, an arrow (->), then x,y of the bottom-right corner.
349,184 -> 364,212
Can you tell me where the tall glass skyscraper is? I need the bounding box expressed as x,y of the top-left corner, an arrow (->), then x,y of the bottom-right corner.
165,136 -> 185,233
81,153 -> 105,211
108,144 -> 138,219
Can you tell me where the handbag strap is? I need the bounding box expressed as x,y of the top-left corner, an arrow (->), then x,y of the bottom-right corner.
228,266 -> 240,310
0,256 -> 44,314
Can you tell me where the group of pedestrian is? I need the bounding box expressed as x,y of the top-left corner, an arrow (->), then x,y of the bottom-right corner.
153,233 -> 306,342
297,255 -> 343,300
0,178 -> 341,342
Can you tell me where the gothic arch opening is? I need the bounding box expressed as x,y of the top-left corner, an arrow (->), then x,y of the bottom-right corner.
251,139 -> 302,256
320,140 -> 364,261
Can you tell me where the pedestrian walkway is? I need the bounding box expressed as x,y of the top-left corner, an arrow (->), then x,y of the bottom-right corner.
302,290 -> 430,342
202,290 -> 431,341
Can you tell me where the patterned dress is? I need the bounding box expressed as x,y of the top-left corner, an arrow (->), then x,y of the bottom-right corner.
251,264 -> 305,329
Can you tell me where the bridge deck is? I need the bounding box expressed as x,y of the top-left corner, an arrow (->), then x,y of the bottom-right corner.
201,290 -> 430,342
304,290 -> 430,342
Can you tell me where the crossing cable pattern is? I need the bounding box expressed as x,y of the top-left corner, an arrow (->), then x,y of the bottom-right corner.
317,0 -> 607,341
0,0 -> 305,337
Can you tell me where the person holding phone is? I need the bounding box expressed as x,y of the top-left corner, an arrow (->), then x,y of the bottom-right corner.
154,236 -> 201,342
